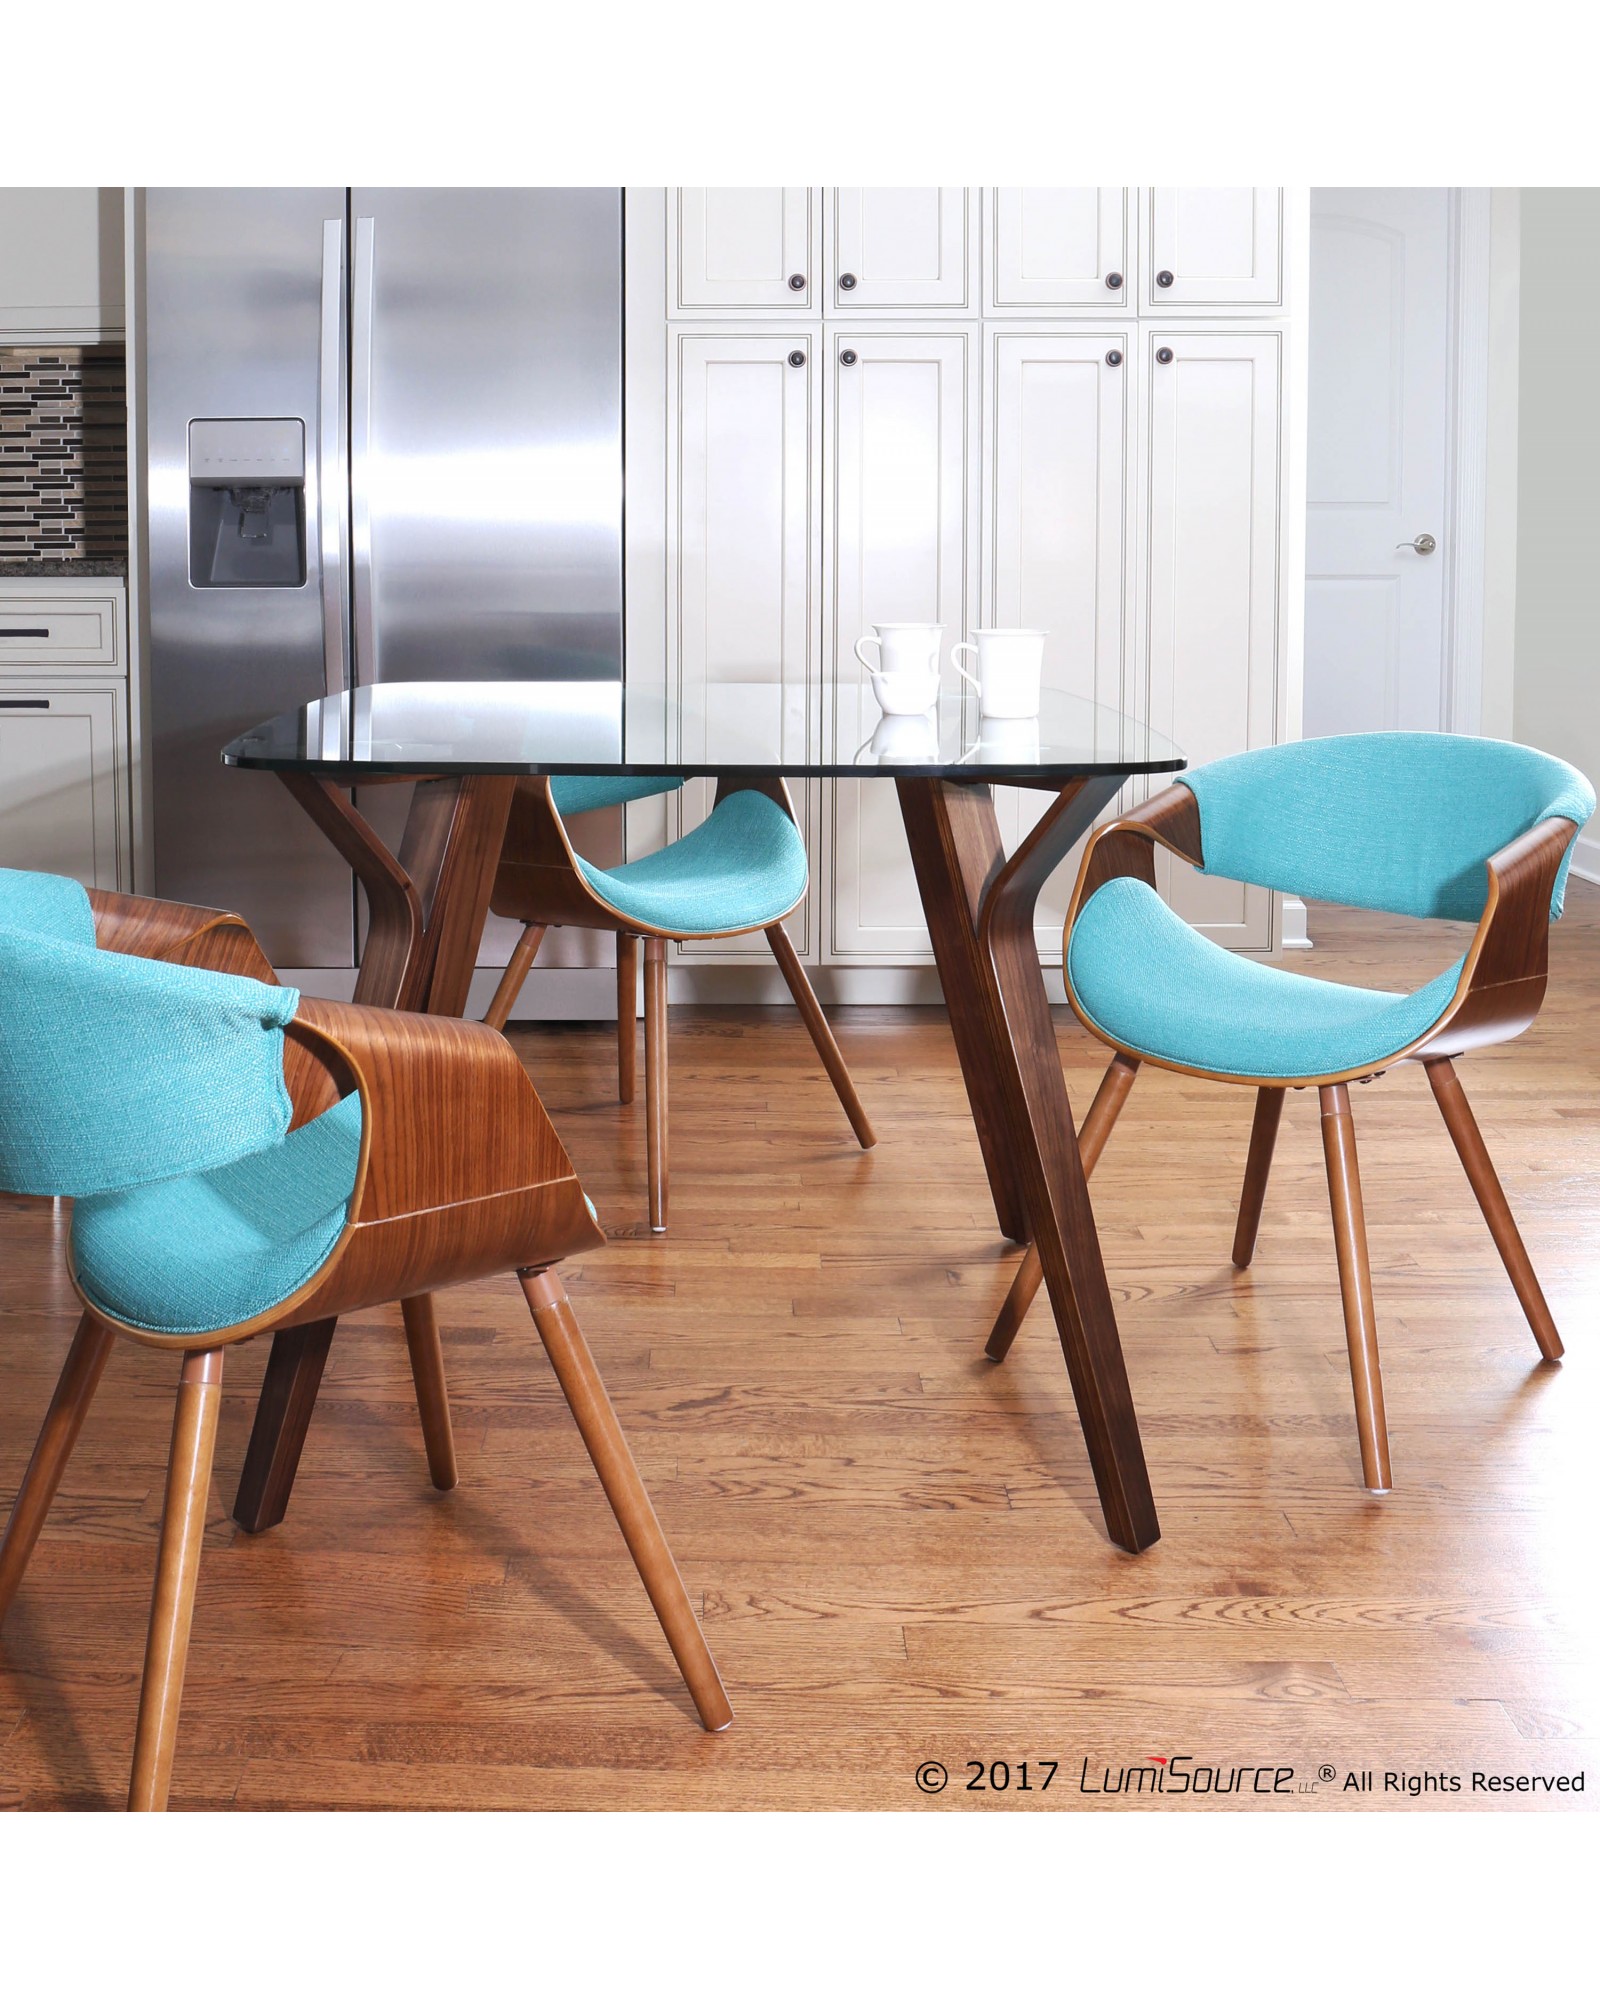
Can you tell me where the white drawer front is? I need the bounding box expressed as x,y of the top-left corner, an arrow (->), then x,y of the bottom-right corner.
0,596 -> 121,669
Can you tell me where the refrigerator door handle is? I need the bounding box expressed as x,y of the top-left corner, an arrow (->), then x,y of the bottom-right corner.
350,214 -> 378,685
317,217 -> 348,700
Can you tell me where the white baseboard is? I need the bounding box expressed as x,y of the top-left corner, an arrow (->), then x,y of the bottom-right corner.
1571,830 -> 1600,888
1280,895 -> 1312,949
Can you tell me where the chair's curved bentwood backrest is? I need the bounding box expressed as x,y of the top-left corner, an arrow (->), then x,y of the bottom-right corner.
549,776 -> 687,819
0,873 -> 300,1200
1179,735 -> 1595,923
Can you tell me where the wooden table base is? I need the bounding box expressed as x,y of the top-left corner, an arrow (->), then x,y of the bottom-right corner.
232,773 -> 514,1532
245,769 -> 1159,1554
897,777 -> 1159,1552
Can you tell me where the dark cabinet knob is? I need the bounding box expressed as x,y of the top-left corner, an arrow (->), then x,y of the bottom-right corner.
1156,346 -> 1174,365
840,348 -> 858,366
788,349 -> 806,368
788,273 -> 806,291
1106,271 -> 1124,290
1156,269 -> 1175,288
838,272 -> 858,291
1105,349 -> 1122,367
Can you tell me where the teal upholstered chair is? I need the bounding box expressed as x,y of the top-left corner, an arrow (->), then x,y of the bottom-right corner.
986,734 -> 1595,1494
0,868 -> 731,1809
484,775 -> 875,1232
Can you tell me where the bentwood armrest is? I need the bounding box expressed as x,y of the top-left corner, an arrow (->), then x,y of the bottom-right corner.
1068,783 -> 1205,914
87,888 -> 278,982
288,996 -> 579,1225
1414,816 -> 1580,1060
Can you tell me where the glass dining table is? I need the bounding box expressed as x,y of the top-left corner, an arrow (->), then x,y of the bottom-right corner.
224,679 -> 1186,1553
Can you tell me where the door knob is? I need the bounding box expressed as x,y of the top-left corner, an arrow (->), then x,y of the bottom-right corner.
1156,269 -> 1175,287
788,273 -> 807,291
1105,349 -> 1122,367
788,350 -> 806,367
840,349 -> 858,366
1397,533 -> 1438,554
838,272 -> 858,291
1106,271 -> 1124,289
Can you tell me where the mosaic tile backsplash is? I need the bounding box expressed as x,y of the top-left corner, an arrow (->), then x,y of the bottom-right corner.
0,346 -> 128,561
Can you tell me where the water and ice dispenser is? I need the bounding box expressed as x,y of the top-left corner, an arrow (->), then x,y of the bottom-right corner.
188,418 -> 307,587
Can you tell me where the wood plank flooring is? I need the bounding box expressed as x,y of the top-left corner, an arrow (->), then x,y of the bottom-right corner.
2,893 -> 1597,1809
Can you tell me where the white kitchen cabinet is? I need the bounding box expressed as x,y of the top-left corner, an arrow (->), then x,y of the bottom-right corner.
0,683 -> 128,888
669,330 -> 822,958
829,189 -> 977,313
827,329 -> 976,960
669,188 -> 820,315
1143,328 -> 1283,948
0,187 -> 126,342
0,592 -> 123,670
985,329 -> 1132,949
987,188 -> 1131,311
1143,187 -> 1283,309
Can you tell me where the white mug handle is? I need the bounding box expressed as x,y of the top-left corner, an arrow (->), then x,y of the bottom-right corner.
854,635 -> 883,678
950,641 -> 982,694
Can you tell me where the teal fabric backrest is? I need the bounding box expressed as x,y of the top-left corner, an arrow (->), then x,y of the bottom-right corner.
0,866 -> 97,946
1179,735 -> 1595,923
0,923 -> 300,1199
551,776 -> 686,818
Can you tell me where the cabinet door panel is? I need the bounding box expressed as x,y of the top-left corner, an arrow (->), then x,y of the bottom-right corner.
830,189 -> 975,312
1144,188 -> 1283,308
987,331 -> 1131,951
671,333 -> 821,957
828,331 -> 975,960
672,188 -> 819,313
988,188 -> 1130,310
1143,331 -> 1280,948
0,684 -> 125,888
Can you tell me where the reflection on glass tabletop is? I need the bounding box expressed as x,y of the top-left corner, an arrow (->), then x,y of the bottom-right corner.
223,680 -> 1185,781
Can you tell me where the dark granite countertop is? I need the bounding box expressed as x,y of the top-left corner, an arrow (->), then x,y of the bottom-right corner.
0,557 -> 127,578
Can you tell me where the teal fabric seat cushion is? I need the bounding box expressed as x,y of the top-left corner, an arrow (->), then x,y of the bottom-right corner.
72,1091 -> 364,1337
570,787 -> 807,936
552,776 -> 686,818
1067,877 -> 1465,1082
0,867 -> 96,946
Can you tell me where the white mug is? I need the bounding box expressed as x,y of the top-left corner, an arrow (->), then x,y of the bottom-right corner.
950,628 -> 1046,719
855,622 -> 944,716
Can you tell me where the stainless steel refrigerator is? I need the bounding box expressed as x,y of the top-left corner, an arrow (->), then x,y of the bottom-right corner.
138,187 -> 623,965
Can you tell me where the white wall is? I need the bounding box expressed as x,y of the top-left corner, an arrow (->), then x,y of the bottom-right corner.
1513,188 -> 1600,881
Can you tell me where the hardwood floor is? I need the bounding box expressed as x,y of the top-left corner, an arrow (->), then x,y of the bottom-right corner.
2,892 -> 1597,1809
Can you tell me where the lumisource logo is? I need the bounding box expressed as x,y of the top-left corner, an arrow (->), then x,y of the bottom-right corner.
1078,1755 -> 1296,1797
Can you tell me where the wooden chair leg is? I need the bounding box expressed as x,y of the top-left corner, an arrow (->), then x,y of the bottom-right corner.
401,1295 -> 459,1489
483,923 -> 546,1033
764,922 -> 877,1149
985,1054 -> 1141,1362
617,933 -> 638,1105
518,1268 -> 732,1731
1424,1058 -> 1563,1359
1232,1086 -> 1287,1269
0,1312 -> 117,1627
128,1347 -> 224,1811
644,935 -> 669,1234
1319,1083 -> 1392,1494
232,1319 -> 336,1533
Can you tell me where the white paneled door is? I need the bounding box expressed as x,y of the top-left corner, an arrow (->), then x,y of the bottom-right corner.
1144,329 -> 1282,949
985,329 -> 1131,948
0,686 -> 126,888
987,188 -> 1131,310
671,188 -> 820,314
670,331 -> 821,957
828,329 -> 976,958
1144,188 -> 1283,308
1304,187 -> 1450,737
829,189 -> 976,312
